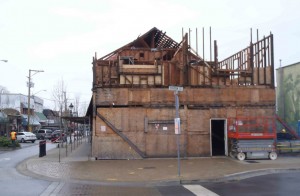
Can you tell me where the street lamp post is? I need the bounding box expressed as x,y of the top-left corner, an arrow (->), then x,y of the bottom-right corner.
69,103 -> 74,151
0,89 -> 4,112
69,103 -> 74,117
32,89 -> 47,96
27,69 -> 44,132
0,60 -> 8,112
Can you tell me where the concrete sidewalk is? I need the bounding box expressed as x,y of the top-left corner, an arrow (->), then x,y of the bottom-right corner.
17,139 -> 300,185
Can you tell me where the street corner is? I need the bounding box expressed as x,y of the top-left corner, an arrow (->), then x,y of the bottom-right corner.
20,158 -> 73,181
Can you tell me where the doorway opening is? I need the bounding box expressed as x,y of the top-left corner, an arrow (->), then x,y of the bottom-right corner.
211,119 -> 227,156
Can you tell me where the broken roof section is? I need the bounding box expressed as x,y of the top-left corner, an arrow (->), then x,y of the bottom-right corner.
100,27 -> 181,60
94,27 -> 274,87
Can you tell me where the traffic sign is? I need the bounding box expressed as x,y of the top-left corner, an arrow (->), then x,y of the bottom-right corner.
168,86 -> 183,92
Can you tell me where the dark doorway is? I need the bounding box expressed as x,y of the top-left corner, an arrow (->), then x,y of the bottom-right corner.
211,119 -> 225,156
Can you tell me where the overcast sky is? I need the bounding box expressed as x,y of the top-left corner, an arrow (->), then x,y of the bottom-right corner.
0,0 -> 299,113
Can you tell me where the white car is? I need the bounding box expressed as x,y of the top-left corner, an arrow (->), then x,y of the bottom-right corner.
17,132 -> 37,143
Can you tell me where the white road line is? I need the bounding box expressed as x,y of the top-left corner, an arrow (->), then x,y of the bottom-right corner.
52,182 -> 65,195
0,157 -> 11,161
40,182 -> 59,196
183,185 -> 219,196
40,181 -> 65,196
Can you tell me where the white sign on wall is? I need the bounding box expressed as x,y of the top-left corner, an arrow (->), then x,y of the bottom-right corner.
101,126 -> 106,132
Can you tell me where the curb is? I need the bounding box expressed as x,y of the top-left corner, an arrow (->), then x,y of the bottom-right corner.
16,157 -> 60,182
16,143 -> 300,186
18,156 -> 300,186
180,167 -> 300,184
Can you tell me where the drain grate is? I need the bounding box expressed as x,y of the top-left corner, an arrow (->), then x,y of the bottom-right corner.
245,160 -> 259,163
143,167 -> 156,169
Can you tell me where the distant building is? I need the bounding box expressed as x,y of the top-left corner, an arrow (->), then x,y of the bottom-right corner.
42,109 -> 60,127
276,62 -> 300,134
0,93 -> 47,133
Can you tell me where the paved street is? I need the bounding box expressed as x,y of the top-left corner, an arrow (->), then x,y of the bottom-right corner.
0,140 -> 57,196
201,171 -> 300,196
0,142 -> 210,196
0,140 -> 206,195
2,138 -> 300,195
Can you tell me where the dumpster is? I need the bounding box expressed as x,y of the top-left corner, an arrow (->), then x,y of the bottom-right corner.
39,140 -> 46,157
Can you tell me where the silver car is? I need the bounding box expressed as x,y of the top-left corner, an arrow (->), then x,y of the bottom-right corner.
35,129 -> 53,139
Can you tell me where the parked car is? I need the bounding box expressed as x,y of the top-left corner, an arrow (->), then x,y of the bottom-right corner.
41,126 -> 60,131
17,132 -> 37,143
51,130 -> 67,143
35,129 -> 53,140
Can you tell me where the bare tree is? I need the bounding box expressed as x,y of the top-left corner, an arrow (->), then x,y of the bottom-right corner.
74,93 -> 81,116
79,101 -> 88,117
52,79 -> 67,116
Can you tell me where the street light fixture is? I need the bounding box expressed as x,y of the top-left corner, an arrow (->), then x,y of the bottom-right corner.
0,60 -> 8,112
27,69 -> 44,132
69,103 -> 74,117
0,89 -> 4,112
32,89 -> 47,96
0,60 -> 8,131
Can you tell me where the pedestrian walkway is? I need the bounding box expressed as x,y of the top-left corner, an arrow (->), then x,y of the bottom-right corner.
17,138 -> 300,185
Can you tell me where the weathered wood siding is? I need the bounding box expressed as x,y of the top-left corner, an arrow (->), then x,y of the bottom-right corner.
92,87 -> 275,159
95,87 -> 275,106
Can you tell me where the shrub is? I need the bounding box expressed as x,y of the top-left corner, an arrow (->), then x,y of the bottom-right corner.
0,136 -> 20,147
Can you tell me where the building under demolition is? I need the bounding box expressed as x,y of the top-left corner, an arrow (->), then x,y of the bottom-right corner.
90,27 -> 275,159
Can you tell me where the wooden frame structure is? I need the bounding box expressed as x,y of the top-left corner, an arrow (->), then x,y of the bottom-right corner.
90,27 -> 276,159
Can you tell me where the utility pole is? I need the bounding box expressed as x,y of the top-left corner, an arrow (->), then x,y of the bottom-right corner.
0,60 -> 8,112
27,69 -> 44,132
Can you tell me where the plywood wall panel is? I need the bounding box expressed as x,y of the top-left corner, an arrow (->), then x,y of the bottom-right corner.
92,136 -> 141,159
129,89 -> 150,104
258,88 -> 275,102
96,87 -> 275,108
186,133 -> 210,156
187,110 -> 210,132
128,108 -> 147,132
145,134 -> 184,157
150,89 -> 174,104
96,88 -> 128,105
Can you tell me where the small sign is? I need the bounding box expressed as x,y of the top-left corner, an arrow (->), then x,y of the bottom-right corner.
101,126 -> 106,132
163,127 -> 168,131
174,118 -> 181,134
169,86 -> 183,92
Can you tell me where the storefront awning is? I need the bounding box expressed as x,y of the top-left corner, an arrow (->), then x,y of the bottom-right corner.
22,114 -> 40,126
35,112 -> 47,122
0,112 -> 8,123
